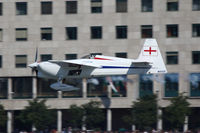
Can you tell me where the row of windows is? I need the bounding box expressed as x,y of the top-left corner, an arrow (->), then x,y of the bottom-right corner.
0,53 -> 126,68
0,76 -> 125,99
0,24 -> 200,41
139,73 -> 200,98
0,50 -> 199,69
166,51 -> 200,64
0,0 -> 200,16
0,73 -> 200,99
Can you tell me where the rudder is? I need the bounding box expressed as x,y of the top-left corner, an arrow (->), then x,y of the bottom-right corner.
137,39 -> 167,74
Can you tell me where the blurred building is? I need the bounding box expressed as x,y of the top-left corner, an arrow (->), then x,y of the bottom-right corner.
0,0 -> 200,132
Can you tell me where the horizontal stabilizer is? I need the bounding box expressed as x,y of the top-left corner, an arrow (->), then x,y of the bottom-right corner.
131,61 -> 151,66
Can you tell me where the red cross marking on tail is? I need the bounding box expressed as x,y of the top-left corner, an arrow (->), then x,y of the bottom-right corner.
144,47 -> 157,55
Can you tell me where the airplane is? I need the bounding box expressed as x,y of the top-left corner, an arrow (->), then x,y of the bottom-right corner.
28,39 -> 167,91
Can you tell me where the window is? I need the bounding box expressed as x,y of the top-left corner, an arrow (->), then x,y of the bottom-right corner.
91,26 -> 102,39
0,55 -> 2,68
111,75 -> 127,97
167,0 -> 178,11
37,78 -> 57,98
65,54 -> 77,60
16,2 -> 27,15
166,24 -> 178,38
0,3 -> 2,15
15,55 -> 27,68
87,76 -> 127,97
166,52 -> 178,65
90,53 -> 102,59
164,73 -> 179,97
116,26 -> 127,39
139,74 -> 153,98
193,0 -> 200,11
66,1 -> 77,14
0,78 -> 8,99
66,27 -> 77,40
91,0 -> 102,13
41,54 -> 52,61
90,53 -> 102,56
0,29 -> 2,41
192,24 -> 200,37
142,0 -> 153,12
87,77 -> 108,97
12,77 -> 32,99
190,73 -> 200,97
16,28 -> 27,41
116,0 -> 127,12
141,25 -> 153,38
68,70 -> 82,76
41,1 -> 52,15
62,79 -> 82,98
192,51 -> 200,64
115,52 -> 127,58
41,28 -> 52,40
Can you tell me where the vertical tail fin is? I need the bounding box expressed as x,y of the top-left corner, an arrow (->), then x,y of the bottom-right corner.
138,39 -> 167,74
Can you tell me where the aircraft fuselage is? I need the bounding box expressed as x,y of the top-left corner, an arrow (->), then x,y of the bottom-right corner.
37,59 -> 150,80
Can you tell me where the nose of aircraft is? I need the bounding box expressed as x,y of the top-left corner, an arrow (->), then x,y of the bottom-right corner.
28,62 -> 39,68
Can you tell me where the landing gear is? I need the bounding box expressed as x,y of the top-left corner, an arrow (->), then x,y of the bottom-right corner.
50,77 -> 80,91
58,77 -> 63,83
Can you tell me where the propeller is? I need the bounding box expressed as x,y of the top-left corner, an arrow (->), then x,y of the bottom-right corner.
35,47 -> 38,62
28,48 -> 39,76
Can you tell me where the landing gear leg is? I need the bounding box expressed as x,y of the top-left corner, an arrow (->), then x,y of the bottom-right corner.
58,77 -> 63,83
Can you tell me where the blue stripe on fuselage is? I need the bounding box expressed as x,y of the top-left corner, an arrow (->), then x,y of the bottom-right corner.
101,66 -> 149,69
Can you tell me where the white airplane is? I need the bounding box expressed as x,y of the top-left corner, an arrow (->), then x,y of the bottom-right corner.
28,39 -> 167,91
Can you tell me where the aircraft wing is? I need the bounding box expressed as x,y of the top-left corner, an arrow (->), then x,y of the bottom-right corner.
48,60 -> 100,68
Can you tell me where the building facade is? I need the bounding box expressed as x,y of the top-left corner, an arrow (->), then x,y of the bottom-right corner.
0,0 -> 200,132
